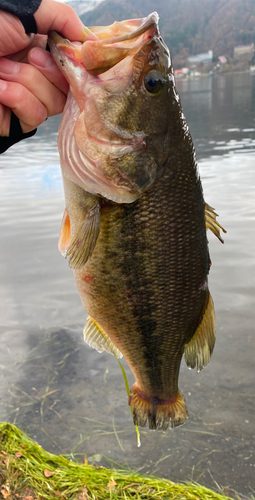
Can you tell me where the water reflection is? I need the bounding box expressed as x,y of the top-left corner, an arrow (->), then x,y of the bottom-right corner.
178,73 -> 255,160
0,74 -> 254,497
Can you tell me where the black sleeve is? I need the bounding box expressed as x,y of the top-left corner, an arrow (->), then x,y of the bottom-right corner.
0,0 -> 43,153
0,0 -> 42,34
0,114 -> 37,154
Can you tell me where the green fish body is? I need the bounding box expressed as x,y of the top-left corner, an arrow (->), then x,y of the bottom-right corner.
49,12 -> 225,430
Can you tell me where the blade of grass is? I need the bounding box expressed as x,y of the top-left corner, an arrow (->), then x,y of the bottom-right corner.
117,359 -> 141,447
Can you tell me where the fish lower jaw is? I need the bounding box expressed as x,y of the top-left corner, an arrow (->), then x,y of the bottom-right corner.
129,383 -> 188,431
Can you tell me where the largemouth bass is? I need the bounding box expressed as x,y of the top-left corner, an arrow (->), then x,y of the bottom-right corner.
48,12 -> 226,431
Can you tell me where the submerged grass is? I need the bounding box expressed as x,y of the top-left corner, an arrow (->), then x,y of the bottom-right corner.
0,422 -> 237,500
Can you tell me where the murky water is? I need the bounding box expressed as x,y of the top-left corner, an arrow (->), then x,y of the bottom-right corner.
0,73 -> 254,497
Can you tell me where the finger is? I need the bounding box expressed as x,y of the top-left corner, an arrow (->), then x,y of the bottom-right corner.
34,0 -> 87,41
0,57 -> 67,118
0,78 -> 48,133
28,47 -> 69,94
0,101 -> 11,137
8,34 -> 47,64
0,10 -> 32,58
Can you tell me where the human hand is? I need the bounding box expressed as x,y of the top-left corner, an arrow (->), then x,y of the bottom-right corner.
0,45 -> 69,135
0,0 -> 92,137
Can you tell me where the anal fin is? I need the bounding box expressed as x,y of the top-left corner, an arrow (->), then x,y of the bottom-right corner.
205,203 -> 226,243
66,202 -> 100,269
83,316 -> 123,359
185,293 -> 215,373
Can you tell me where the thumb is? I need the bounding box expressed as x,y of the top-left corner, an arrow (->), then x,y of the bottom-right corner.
34,0 -> 88,41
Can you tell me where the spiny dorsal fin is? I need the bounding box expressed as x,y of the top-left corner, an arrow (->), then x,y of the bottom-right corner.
58,208 -> 71,255
66,202 -> 100,269
205,203 -> 226,243
84,316 -> 123,359
184,293 -> 215,373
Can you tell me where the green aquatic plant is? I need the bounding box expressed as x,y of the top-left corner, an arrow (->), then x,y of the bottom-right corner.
0,421 -> 241,500
117,358 -> 141,447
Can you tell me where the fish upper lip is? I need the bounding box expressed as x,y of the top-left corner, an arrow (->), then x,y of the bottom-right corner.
93,12 -> 159,45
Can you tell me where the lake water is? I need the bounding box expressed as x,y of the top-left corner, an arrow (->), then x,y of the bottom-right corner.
0,73 -> 254,498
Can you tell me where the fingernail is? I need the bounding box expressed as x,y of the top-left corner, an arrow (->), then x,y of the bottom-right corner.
29,48 -> 54,68
0,58 -> 19,74
0,80 -> 7,91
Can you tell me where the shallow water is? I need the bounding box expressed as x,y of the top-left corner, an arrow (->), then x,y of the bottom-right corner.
0,73 -> 254,497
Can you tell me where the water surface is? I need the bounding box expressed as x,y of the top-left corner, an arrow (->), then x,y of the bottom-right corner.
0,73 -> 254,497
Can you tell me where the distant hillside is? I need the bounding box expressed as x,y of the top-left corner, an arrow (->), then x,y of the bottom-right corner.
80,0 -> 255,67
67,0 -> 103,17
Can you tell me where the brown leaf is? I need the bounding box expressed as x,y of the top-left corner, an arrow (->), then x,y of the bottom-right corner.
44,469 -> 54,478
107,477 -> 117,489
122,483 -> 141,490
1,488 -> 10,499
15,452 -> 23,458
24,496 -> 34,500
78,487 -> 88,500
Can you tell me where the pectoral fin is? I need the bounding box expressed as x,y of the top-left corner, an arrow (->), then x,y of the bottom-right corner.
84,316 -> 123,359
66,202 -> 100,269
184,293 -> 215,373
205,203 -> 226,243
58,209 -> 71,255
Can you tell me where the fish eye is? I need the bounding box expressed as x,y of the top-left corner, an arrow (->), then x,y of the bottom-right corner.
143,70 -> 165,95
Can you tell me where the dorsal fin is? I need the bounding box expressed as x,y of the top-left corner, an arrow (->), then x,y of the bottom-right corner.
83,316 -> 123,359
205,203 -> 226,243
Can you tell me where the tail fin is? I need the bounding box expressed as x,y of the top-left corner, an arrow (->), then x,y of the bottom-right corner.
129,384 -> 188,431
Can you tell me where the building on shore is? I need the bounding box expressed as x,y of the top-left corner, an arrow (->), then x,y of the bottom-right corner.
188,50 -> 213,65
218,56 -> 227,64
174,68 -> 190,78
234,44 -> 254,62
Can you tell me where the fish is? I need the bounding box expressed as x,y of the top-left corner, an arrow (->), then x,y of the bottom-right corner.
48,12 -> 226,431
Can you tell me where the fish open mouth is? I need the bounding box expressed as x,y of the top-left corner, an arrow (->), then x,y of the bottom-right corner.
49,12 -> 159,76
